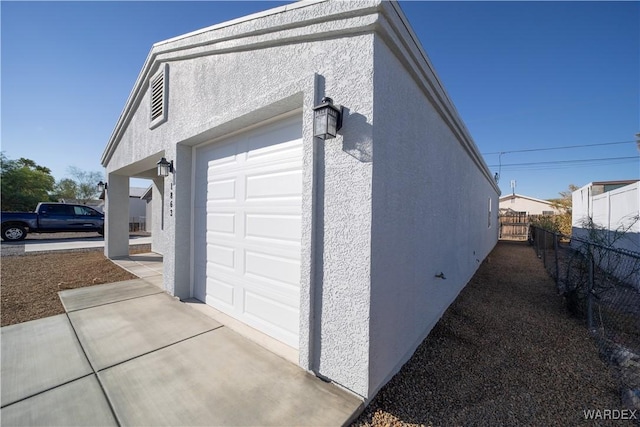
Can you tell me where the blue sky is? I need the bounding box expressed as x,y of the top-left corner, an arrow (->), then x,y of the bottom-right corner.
2,1 -> 638,200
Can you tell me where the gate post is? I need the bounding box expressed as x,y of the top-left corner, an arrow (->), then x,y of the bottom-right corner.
587,244 -> 594,331
554,232 -> 559,287
542,229 -> 547,267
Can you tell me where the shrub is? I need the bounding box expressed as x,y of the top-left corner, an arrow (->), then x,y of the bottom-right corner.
530,213 -> 571,236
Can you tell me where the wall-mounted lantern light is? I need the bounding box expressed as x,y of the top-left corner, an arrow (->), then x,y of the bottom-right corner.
157,157 -> 174,177
313,97 -> 342,140
97,181 -> 108,192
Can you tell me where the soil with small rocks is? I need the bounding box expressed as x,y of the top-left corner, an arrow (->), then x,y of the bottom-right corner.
1,238 -> 631,425
353,240 -> 626,427
1,242 -> 151,327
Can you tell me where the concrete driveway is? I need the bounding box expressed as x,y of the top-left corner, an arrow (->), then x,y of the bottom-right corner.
1,233 -> 151,256
1,280 -> 362,426
23,235 -> 152,253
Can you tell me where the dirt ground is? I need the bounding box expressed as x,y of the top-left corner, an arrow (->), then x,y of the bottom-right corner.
0,240 -> 630,425
1,246 -> 150,327
353,241 -> 626,427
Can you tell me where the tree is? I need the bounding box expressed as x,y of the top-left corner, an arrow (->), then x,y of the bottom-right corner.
51,178 -> 79,200
549,184 -> 579,216
66,166 -> 103,203
535,184 -> 579,236
0,153 -> 55,211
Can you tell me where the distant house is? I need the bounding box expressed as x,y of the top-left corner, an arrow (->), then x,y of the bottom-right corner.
585,180 -> 639,197
499,194 -> 559,216
572,180 -> 640,253
97,187 -> 152,231
129,187 -> 148,231
140,185 -> 153,232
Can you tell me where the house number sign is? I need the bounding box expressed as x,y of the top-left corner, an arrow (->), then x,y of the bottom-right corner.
169,182 -> 174,217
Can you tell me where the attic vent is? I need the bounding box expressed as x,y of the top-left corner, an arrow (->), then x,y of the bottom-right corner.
151,74 -> 163,120
149,64 -> 168,129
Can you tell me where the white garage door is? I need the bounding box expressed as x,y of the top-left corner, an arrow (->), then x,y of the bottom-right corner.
194,115 -> 302,348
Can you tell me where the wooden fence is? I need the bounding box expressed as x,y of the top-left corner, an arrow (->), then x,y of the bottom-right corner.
499,211 -> 530,240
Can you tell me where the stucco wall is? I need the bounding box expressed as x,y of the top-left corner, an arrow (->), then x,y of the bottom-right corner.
150,178 -> 164,255
367,33 -> 499,397
102,1 -> 379,397
145,198 -> 152,232
104,174 -> 130,258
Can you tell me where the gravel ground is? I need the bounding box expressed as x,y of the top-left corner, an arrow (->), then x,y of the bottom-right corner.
1,242 -> 151,326
353,241 -> 627,427
1,238 -> 631,424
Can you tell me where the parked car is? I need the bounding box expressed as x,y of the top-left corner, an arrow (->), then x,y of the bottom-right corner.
1,203 -> 104,241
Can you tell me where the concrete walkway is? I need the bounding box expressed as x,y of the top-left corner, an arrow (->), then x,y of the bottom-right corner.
110,252 -> 163,288
1,280 -> 363,426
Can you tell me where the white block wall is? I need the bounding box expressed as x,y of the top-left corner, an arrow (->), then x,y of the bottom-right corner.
573,182 -> 640,253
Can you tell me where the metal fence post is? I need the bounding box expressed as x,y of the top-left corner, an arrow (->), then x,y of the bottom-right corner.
542,229 -> 547,268
587,244 -> 594,331
554,232 -> 559,286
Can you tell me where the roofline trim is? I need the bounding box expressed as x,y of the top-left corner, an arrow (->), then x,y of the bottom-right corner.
499,193 -> 555,205
101,0 -> 379,165
154,0 -> 326,48
101,0 -> 500,195
377,1 -> 500,193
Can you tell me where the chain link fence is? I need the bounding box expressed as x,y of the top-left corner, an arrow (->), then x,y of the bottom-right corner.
530,225 -> 640,413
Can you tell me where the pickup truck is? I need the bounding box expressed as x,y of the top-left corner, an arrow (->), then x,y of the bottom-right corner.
1,202 -> 104,241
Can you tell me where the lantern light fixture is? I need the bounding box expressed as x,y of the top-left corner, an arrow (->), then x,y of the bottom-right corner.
157,157 -> 174,177
312,97 -> 342,140
97,181 -> 108,192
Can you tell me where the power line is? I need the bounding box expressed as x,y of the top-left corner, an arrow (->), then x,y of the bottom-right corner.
488,155 -> 640,171
482,140 -> 635,156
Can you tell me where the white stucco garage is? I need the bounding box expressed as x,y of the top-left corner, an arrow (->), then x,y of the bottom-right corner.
101,0 -> 500,401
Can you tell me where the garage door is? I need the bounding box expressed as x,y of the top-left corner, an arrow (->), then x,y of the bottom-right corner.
194,115 -> 303,349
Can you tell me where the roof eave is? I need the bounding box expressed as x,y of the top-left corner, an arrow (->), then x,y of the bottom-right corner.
499,193 -> 554,205
101,0 -> 382,166
101,0 -> 500,196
